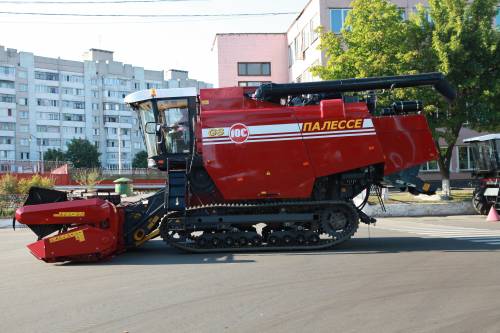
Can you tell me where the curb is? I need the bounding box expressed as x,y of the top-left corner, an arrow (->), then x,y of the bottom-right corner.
363,201 -> 476,217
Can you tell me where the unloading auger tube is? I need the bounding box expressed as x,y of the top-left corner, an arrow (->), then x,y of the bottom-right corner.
254,72 -> 457,102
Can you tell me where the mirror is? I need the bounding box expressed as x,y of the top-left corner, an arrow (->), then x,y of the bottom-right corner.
145,122 -> 159,134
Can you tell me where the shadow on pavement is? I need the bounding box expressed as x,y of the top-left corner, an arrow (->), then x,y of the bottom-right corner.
58,236 -> 500,266
267,236 -> 500,257
59,240 -> 256,266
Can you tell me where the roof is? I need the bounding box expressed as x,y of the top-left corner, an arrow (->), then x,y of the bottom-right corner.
463,134 -> 500,143
124,87 -> 197,104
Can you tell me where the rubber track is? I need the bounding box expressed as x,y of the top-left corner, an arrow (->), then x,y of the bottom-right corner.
161,200 -> 359,253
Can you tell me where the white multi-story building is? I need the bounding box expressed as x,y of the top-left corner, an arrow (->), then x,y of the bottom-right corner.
0,47 -> 212,170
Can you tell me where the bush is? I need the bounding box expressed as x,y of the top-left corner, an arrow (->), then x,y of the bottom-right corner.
17,175 -> 55,195
0,174 -> 19,195
72,168 -> 103,190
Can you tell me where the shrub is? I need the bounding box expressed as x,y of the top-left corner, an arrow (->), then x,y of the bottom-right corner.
17,174 -> 55,195
72,168 -> 103,190
0,174 -> 19,195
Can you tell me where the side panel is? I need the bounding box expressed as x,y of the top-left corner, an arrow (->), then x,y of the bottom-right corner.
372,114 -> 438,176
294,102 -> 386,177
200,108 -> 315,200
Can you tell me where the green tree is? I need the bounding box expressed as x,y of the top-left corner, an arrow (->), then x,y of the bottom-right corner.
312,0 -> 500,196
43,148 -> 66,162
132,150 -> 148,168
65,139 -> 101,168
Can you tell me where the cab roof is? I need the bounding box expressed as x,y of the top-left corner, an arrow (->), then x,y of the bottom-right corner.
463,134 -> 500,143
124,87 -> 197,105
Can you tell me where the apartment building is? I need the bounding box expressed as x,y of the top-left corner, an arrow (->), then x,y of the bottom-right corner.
0,46 -> 212,170
287,0 -> 432,83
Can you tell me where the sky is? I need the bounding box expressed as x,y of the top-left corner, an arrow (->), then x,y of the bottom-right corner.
0,0 -> 308,85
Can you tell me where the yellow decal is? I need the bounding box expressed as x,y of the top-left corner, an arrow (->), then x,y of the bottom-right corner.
48,230 -> 86,243
303,119 -> 364,132
422,183 -> 431,192
53,211 -> 86,218
208,128 -> 225,137
201,100 -> 210,105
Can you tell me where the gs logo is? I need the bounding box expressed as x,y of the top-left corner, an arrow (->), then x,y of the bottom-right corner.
208,128 -> 225,137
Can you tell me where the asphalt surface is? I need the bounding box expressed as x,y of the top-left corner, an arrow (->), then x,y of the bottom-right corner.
1,215 -> 500,333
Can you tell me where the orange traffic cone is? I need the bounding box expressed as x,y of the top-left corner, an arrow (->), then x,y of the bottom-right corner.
486,206 -> 500,222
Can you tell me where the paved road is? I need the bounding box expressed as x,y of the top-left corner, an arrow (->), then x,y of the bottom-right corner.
1,215 -> 500,333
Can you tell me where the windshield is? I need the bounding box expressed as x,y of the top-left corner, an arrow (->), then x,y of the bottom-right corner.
136,101 -> 158,158
157,99 -> 191,154
472,141 -> 499,172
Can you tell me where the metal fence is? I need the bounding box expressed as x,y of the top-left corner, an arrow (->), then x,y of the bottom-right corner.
0,160 -> 69,174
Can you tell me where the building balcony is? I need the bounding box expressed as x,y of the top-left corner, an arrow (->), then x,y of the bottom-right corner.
35,106 -> 59,112
0,102 -> 16,109
1,116 -> 16,123
103,110 -> 132,116
35,132 -> 61,139
0,130 -> 15,137
104,122 -> 132,129
61,120 -> 86,127
0,87 -> 16,95
61,108 -> 85,114
36,119 -> 60,126
0,72 -> 15,81
0,144 -> 15,150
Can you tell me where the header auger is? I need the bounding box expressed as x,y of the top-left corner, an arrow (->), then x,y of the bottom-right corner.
15,73 -> 456,262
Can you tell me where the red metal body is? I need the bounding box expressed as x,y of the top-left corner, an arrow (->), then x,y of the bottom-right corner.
199,87 -> 437,201
15,198 -> 125,262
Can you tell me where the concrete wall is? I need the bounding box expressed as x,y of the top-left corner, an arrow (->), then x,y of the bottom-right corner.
215,33 -> 289,88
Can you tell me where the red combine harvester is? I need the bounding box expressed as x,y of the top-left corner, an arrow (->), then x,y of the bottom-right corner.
15,73 -> 456,262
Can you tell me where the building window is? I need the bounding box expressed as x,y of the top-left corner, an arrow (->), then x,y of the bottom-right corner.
0,137 -> 12,144
20,139 -> 29,146
37,98 -> 58,107
20,152 -> 30,160
0,66 -> 15,75
237,62 -> 271,76
19,125 -> 28,133
35,85 -> 59,94
18,70 -> 27,79
63,75 -> 84,83
421,160 -> 440,172
35,71 -> 59,81
18,83 -> 28,92
238,81 -> 271,87
330,8 -> 351,33
0,123 -> 14,131
0,80 -> 15,89
0,94 -> 15,103
496,7 -> 499,28
458,146 -> 476,171
310,16 -> 319,42
63,114 -> 84,122
399,8 -> 407,20
19,111 -> 29,119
